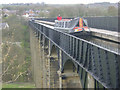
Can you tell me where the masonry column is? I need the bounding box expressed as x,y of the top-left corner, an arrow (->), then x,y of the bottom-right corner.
30,29 -> 45,88
0,49 -> 1,90
46,40 -> 51,88
58,49 -> 62,88
37,33 -> 43,88
42,36 -> 47,88
87,73 -> 94,88
49,45 -> 59,88
35,31 -> 42,88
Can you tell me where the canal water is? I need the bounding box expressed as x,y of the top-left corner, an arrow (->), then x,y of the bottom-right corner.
73,34 -> 119,54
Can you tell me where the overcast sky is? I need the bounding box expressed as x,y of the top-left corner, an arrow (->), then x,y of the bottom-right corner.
1,0 -> 119,4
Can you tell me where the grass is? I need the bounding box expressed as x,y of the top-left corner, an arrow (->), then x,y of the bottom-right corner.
2,83 -> 35,88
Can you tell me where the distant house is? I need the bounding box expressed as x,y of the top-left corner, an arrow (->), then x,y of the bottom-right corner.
29,10 -> 35,17
0,23 -> 9,30
23,13 -> 29,17
3,13 -> 9,17
3,9 -> 17,16
23,10 -> 40,17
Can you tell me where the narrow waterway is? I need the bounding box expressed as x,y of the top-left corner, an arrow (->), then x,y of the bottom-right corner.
74,34 -> 119,54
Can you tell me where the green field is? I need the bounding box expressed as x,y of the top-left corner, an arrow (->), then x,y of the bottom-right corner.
2,83 -> 35,88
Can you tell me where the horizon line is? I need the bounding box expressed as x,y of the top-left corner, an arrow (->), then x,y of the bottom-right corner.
0,1 -> 119,5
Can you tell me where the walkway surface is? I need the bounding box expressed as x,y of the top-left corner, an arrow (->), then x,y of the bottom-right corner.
90,28 -> 119,42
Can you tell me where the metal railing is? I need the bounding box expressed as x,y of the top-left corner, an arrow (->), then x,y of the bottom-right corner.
29,20 -> 120,88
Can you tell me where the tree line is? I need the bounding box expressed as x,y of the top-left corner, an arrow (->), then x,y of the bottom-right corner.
3,3 -> 118,18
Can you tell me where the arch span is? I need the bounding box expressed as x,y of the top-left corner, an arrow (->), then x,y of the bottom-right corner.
62,60 -> 82,88
44,38 -> 49,47
50,45 -> 58,58
63,60 -> 77,73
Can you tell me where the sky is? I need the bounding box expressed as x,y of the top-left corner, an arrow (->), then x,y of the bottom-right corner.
1,0 -> 119,4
